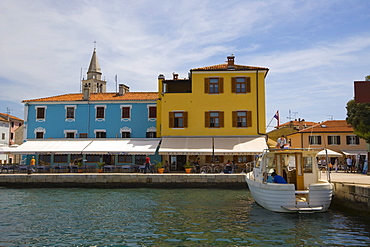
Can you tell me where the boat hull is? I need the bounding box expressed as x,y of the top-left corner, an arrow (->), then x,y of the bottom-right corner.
246,172 -> 333,213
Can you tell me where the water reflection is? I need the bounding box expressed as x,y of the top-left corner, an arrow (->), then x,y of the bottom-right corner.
0,188 -> 369,246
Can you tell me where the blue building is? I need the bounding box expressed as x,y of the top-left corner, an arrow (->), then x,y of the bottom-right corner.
18,49 -> 160,168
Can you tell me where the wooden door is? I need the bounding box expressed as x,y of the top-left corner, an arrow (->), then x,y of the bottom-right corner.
296,153 -> 304,190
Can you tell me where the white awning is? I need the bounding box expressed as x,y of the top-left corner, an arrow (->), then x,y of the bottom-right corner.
341,150 -> 368,156
8,140 -> 93,154
317,149 -> 343,157
159,136 -> 267,155
0,146 -> 11,154
82,139 -> 160,155
213,137 -> 267,155
159,138 -> 213,155
7,139 -> 160,155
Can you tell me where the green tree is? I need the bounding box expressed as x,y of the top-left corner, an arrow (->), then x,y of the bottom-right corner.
365,75 -> 370,81
346,99 -> 370,143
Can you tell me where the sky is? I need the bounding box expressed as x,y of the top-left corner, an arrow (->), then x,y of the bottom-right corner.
1,0 -> 370,131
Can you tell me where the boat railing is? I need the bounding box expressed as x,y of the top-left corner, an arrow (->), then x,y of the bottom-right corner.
245,161 -> 255,172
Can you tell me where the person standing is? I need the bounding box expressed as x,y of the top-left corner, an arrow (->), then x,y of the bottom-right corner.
346,156 -> 353,173
30,156 -> 36,172
144,155 -> 153,174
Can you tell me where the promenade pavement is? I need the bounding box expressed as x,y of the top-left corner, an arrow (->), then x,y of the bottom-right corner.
330,171 -> 370,185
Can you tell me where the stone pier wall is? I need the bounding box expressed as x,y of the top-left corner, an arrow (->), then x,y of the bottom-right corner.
0,174 -> 247,189
332,182 -> 370,214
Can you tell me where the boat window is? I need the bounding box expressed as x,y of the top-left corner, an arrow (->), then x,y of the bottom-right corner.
287,156 -> 296,170
304,157 -> 313,173
265,157 -> 275,170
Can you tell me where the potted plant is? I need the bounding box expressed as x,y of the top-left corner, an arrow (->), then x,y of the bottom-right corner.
97,161 -> 105,173
155,161 -> 165,174
183,161 -> 193,174
77,161 -> 83,173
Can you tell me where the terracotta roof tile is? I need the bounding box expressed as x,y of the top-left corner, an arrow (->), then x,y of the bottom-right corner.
0,113 -> 23,122
297,120 -> 354,133
23,92 -> 159,103
278,120 -> 319,128
191,63 -> 269,71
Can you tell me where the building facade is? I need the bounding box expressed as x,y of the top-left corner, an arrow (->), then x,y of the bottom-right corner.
157,55 -> 269,170
0,113 -> 23,164
19,49 -> 160,168
287,120 -> 367,167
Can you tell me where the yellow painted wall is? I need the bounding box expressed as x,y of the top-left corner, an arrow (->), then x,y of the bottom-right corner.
157,70 -> 267,137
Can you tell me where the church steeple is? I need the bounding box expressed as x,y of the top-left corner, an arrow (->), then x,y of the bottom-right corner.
81,46 -> 107,93
87,48 -> 102,80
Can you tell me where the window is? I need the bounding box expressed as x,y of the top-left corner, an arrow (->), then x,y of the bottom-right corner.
11,122 -> 14,127
65,132 -> 76,138
86,155 -> 100,163
237,156 -> 248,163
206,155 -> 224,163
10,133 -> 14,140
118,155 -> 132,163
36,107 -> 46,120
169,112 -> 188,128
232,77 -> 251,93
135,155 -> 146,165
121,107 -> 130,119
328,136 -> 340,145
204,77 -> 224,94
66,106 -> 75,119
148,106 -> 157,118
146,132 -> 156,138
95,131 -> 106,138
39,155 -> 51,165
232,111 -> 252,127
71,154 -> 82,164
1,133 -> 4,140
205,111 -> 224,128
309,136 -> 321,145
54,155 -> 68,163
95,106 -> 105,119
36,131 -> 44,139
346,135 -> 360,145
79,133 -> 88,138
121,132 -> 130,138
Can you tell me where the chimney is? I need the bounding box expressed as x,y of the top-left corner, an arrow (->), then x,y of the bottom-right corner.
158,74 -> 165,80
83,84 -> 90,100
227,54 -> 235,69
119,84 -> 130,96
173,73 -> 178,80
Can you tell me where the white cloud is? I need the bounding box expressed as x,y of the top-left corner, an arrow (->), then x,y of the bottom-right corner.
1,0 -> 370,123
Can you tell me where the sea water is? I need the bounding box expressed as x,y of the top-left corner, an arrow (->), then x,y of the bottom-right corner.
1,188 -> 369,246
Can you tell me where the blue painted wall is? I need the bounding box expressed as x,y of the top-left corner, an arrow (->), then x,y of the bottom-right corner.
25,101 -> 156,139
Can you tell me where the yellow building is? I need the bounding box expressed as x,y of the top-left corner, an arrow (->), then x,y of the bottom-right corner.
157,55 -> 269,171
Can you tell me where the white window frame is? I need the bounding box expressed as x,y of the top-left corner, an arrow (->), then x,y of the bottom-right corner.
328,135 -> 340,145
120,127 -> 131,138
347,135 -> 359,145
94,129 -> 106,138
34,127 -> 46,139
120,105 -> 132,122
95,105 -> 106,122
309,135 -> 321,145
65,105 -> 77,122
147,105 -> 157,122
64,130 -> 77,138
35,106 -> 47,122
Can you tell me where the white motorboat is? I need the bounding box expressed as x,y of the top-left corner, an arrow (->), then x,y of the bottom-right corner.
245,148 -> 334,213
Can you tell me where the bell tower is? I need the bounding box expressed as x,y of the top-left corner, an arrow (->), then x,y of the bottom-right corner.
81,47 -> 107,93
